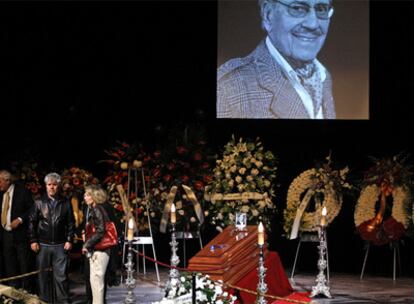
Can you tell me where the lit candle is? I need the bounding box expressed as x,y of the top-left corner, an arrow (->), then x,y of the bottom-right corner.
171,203 -> 176,224
321,207 -> 327,227
127,218 -> 134,241
258,222 -> 264,245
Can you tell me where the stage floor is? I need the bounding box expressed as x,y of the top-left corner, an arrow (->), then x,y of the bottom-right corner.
68,269 -> 414,304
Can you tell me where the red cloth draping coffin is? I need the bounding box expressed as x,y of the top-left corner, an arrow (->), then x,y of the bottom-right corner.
233,251 -> 294,303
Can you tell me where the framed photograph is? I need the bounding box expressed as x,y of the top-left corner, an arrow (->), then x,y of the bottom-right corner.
235,212 -> 247,231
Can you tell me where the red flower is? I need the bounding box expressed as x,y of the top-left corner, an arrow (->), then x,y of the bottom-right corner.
153,168 -> 161,178
73,178 -> 81,186
203,175 -> 213,183
194,180 -> 204,191
163,174 -> 172,183
177,146 -> 187,154
181,175 -> 190,184
154,150 -> 162,158
115,204 -> 124,212
201,162 -> 210,169
383,217 -> 405,241
194,152 -> 202,161
358,217 -> 406,246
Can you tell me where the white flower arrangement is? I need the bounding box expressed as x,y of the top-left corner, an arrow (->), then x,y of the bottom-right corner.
283,156 -> 351,236
205,136 -> 278,232
153,273 -> 237,304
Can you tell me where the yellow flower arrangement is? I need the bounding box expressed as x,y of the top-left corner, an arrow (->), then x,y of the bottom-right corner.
206,136 -> 277,232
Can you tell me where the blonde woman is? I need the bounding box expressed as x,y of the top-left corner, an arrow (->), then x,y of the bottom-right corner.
82,185 -> 110,304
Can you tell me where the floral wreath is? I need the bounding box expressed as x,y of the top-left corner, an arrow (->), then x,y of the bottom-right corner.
354,155 -> 413,246
206,136 -> 277,232
284,155 -> 351,237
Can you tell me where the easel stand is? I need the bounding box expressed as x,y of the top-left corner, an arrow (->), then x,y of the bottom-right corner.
176,226 -> 203,268
291,231 -> 330,282
360,240 -> 401,281
122,167 -> 160,282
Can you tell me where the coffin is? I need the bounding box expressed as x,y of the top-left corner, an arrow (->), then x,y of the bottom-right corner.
187,225 -> 267,284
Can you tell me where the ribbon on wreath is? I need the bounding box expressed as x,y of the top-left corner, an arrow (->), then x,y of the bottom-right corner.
159,186 -> 178,233
182,184 -> 204,225
289,188 -> 315,240
160,185 -> 205,233
116,184 -> 136,231
205,191 -> 272,204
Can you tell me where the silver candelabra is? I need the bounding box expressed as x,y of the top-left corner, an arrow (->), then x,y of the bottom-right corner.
256,244 -> 268,304
124,242 -> 137,304
310,225 -> 332,298
165,222 -> 181,299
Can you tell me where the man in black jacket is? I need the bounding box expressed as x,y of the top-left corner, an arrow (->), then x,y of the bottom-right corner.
29,172 -> 75,304
0,169 -> 34,290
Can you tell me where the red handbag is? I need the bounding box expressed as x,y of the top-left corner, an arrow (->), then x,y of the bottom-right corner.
85,221 -> 118,250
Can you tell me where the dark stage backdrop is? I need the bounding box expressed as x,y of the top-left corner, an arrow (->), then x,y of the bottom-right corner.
1,1 -> 414,276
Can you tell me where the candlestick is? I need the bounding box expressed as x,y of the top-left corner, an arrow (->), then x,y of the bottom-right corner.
258,222 -> 264,246
165,221 -> 180,299
320,206 -> 327,227
124,243 -> 137,303
310,223 -> 332,298
256,244 -> 267,304
171,203 -> 176,224
127,218 -> 134,242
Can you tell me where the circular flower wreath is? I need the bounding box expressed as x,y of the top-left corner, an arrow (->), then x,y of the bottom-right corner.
284,157 -> 351,236
206,136 -> 277,232
354,155 -> 413,246
355,185 -> 410,245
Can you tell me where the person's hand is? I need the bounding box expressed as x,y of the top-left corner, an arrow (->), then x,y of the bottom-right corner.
31,242 -> 40,253
64,242 -> 72,251
10,218 -> 22,230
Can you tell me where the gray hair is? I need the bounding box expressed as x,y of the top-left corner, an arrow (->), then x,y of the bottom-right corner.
0,170 -> 12,181
44,172 -> 61,184
84,185 -> 108,205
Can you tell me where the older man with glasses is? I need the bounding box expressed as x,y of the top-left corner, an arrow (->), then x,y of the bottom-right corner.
217,0 -> 336,119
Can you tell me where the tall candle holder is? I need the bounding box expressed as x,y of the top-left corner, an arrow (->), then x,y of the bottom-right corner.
256,244 -> 268,304
310,225 -> 332,298
124,242 -> 137,304
165,222 -> 181,299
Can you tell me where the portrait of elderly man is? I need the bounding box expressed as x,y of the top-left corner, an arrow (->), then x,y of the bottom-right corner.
217,0 -> 336,119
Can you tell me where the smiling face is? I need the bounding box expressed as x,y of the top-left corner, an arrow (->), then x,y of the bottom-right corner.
263,0 -> 331,63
